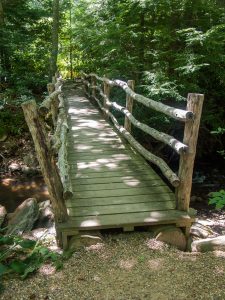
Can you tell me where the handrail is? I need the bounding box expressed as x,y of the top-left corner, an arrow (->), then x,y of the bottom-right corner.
88,72 -> 194,122
81,72 -> 204,211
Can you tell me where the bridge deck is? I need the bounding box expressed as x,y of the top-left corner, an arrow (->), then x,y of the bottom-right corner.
57,86 -> 194,247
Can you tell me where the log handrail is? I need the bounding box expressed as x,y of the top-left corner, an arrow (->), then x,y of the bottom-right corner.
82,72 -> 204,211
22,72 -> 73,211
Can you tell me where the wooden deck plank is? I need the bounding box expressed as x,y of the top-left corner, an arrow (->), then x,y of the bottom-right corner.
68,201 -> 176,217
70,169 -> 159,179
72,174 -> 160,184
67,193 -> 175,207
72,179 -> 166,192
58,210 -> 194,230
74,185 -> 172,199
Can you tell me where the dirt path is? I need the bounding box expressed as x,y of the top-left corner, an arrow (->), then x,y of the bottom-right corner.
2,232 -> 225,300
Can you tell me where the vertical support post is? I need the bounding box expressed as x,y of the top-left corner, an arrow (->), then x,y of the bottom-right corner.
21,100 -> 68,223
47,83 -> 55,95
176,93 -> 204,211
103,81 -> 110,119
124,80 -> 135,132
91,75 -> 96,100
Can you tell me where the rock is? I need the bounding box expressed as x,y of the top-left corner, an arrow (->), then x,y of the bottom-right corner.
190,196 -> 204,203
68,231 -> 103,250
190,222 -> 214,239
0,205 -> 7,227
191,235 -> 225,252
153,226 -> 187,251
33,200 -> 54,229
7,198 -> 39,235
8,162 -> 21,172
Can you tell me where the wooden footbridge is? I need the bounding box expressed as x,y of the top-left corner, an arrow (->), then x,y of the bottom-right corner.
22,72 -> 204,249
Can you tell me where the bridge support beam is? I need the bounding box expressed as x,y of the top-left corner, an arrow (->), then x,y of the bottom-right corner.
22,100 -> 68,224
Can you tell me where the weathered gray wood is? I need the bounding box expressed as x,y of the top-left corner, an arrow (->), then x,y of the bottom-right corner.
75,185 -> 172,199
47,83 -> 55,95
103,81 -> 110,119
89,73 -> 194,121
92,95 -> 180,187
124,80 -> 135,132
106,98 -> 188,154
68,201 -> 176,217
73,179 -> 165,192
21,100 -> 68,223
72,174 -> 159,185
58,209 -> 194,230
176,94 -> 204,211
54,93 -> 73,200
39,90 -> 61,116
67,193 -> 175,208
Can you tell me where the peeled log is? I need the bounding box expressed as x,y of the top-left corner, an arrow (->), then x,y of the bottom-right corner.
191,236 -> 225,252
39,90 -> 62,116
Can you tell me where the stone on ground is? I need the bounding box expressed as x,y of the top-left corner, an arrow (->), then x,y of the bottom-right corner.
7,198 -> 39,235
153,225 -> 187,251
0,205 -> 7,227
191,235 -> 225,252
68,231 -> 103,250
190,222 -> 214,239
34,200 -> 54,229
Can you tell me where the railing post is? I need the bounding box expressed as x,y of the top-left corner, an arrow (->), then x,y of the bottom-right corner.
176,93 -> 204,211
124,80 -> 135,132
91,75 -> 96,100
103,81 -> 110,119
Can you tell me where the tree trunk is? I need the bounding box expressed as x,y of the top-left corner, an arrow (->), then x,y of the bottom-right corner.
49,0 -> 60,80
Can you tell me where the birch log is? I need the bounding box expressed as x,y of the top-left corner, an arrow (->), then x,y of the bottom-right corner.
21,100 -> 68,223
176,94 -> 204,211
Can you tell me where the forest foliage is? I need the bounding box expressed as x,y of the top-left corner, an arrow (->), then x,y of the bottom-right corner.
0,0 -> 225,159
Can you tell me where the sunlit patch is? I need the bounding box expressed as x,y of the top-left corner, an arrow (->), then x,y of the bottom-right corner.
215,266 -> 224,274
122,176 -> 141,186
80,219 -> 100,227
2,178 -> 13,186
119,259 -> 137,270
213,251 -> 225,258
39,264 -> 56,275
147,258 -> 164,270
85,243 -> 104,252
146,238 -> 168,251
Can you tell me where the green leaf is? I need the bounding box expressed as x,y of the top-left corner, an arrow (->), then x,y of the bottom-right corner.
0,263 -> 10,276
9,260 -> 27,274
18,239 -> 36,249
21,265 -> 38,280
0,236 -> 14,245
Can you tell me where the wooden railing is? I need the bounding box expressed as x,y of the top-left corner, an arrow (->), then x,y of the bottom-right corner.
81,72 -> 204,211
21,73 -> 71,223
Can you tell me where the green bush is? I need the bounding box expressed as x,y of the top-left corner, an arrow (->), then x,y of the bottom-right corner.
208,190 -> 225,210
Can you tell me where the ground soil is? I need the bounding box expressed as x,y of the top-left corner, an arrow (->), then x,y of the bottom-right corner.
1,232 -> 225,300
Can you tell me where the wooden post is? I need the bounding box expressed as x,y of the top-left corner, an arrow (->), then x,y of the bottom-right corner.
103,81 -> 110,119
21,100 -> 68,223
176,93 -> 204,211
91,75 -> 96,100
47,83 -> 55,95
124,80 -> 135,132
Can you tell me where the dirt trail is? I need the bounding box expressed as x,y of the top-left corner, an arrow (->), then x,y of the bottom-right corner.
2,232 -> 225,300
